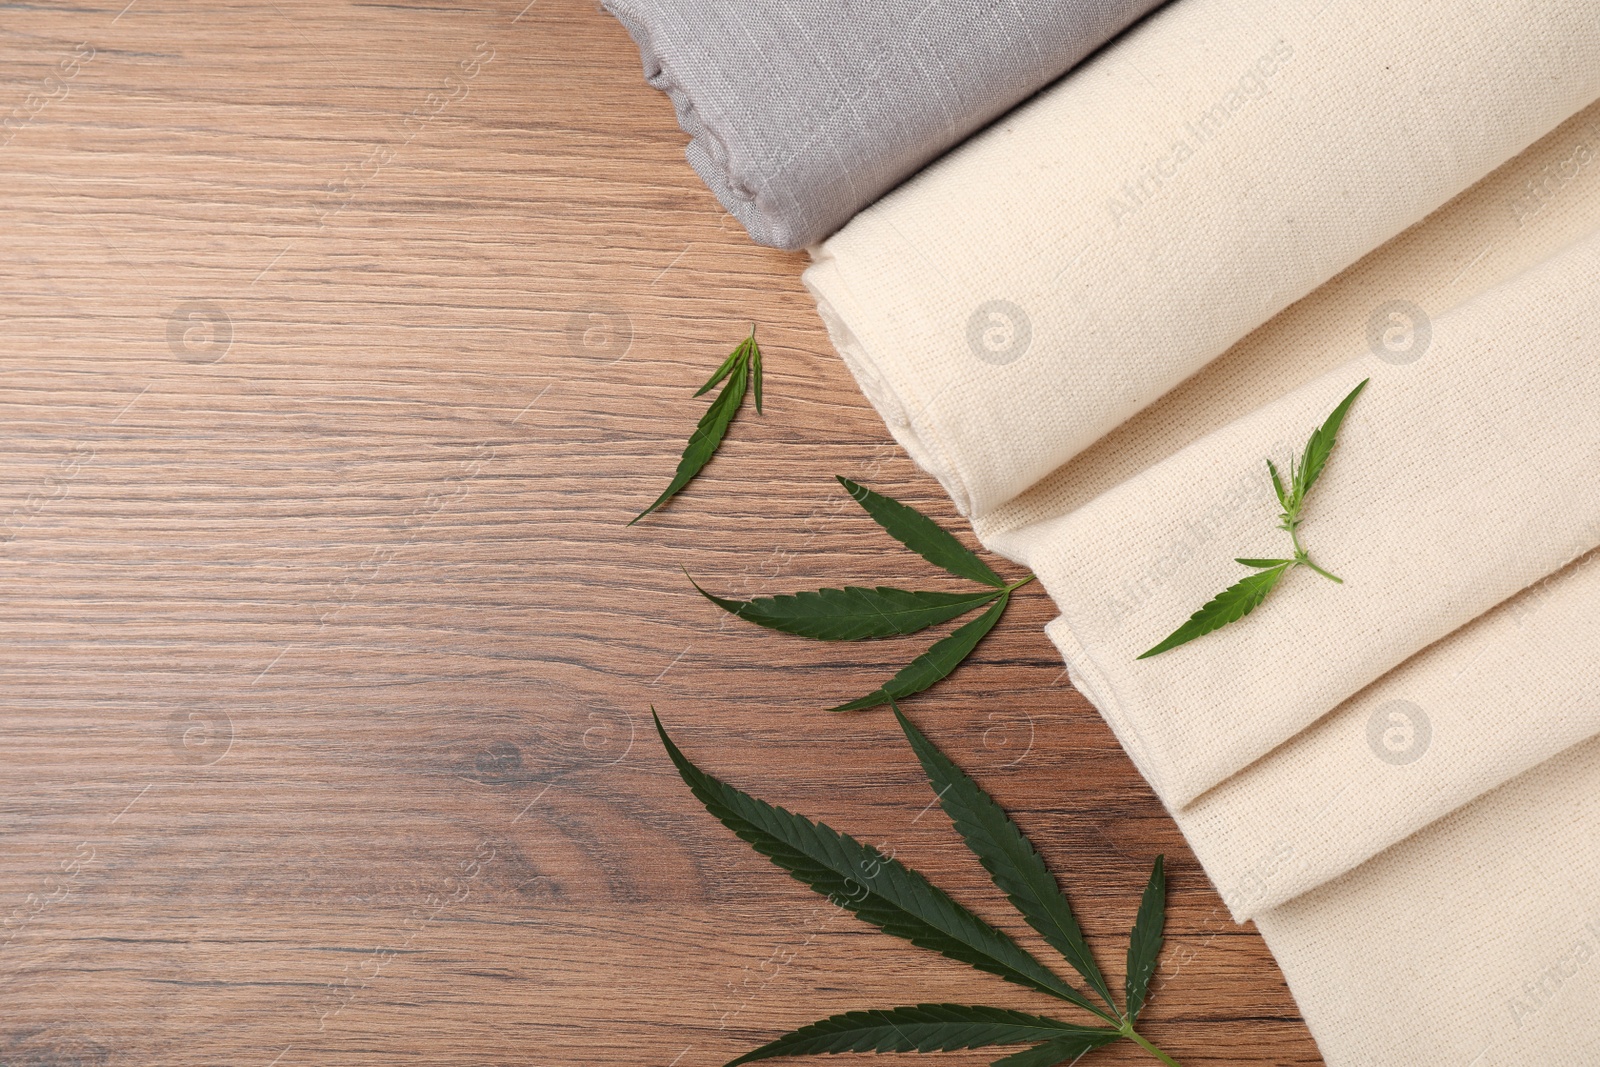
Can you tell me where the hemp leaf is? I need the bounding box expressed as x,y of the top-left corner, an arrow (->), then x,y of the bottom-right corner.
837,477 -> 1006,588
654,706 -> 1181,1066
1140,379 -> 1368,659
632,328 -> 763,524
1137,563 -> 1290,660
689,581 -> 1005,641
691,478 -> 1033,710
829,596 -> 1010,712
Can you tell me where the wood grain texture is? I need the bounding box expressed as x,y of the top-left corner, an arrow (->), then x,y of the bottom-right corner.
0,1 -> 1322,1064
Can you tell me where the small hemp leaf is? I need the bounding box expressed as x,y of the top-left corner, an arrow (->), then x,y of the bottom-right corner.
631,327 -> 763,524
1140,378 -> 1369,659
688,478 -> 1033,710
653,707 -> 1181,1066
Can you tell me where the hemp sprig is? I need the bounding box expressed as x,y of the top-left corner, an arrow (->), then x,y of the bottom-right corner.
1139,379 -> 1368,659
655,705 -> 1180,1067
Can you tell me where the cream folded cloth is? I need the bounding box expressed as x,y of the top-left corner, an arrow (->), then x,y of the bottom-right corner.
1169,548 -> 1600,922
1021,232 -> 1600,806
1254,732 -> 1600,1066
801,0 -> 1600,1061
1047,120 -> 1600,1064
805,0 -> 1600,519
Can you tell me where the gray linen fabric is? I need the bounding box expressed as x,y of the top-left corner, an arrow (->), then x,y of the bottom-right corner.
604,0 -> 1163,250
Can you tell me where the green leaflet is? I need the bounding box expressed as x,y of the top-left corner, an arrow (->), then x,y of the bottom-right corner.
837,477 -> 1005,588
829,594 -> 1010,712
1141,379 -> 1369,658
1124,856 -> 1167,1022
653,713 -> 1081,1004
695,333 -> 754,398
750,330 -> 764,413
1137,563 -> 1289,659
894,705 -> 1115,1019
724,1004 -> 1117,1066
990,1034 -> 1122,1067
1266,458 -> 1288,512
655,710 -> 1185,1066
1293,377 -> 1367,507
692,580 -> 1003,641
632,330 -> 762,524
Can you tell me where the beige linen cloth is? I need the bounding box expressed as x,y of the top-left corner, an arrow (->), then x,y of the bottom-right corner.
807,0 -> 1600,520
802,0 -> 1600,1062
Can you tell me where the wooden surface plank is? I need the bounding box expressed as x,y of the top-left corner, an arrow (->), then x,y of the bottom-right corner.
0,2 -> 1322,1063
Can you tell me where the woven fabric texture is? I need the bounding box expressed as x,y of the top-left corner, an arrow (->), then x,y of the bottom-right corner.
804,0 -> 1600,519
797,1 -> 1600,1062
1031,238 -> 1600,805
604,0 -> 1162,250
1254,736 -> 1600,1066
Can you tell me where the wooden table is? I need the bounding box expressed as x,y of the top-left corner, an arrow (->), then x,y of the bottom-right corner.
0,2 -> 1321,1063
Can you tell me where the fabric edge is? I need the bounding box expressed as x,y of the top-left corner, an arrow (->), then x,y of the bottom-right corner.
803,249 -> 979,517
600,1 -> 803,250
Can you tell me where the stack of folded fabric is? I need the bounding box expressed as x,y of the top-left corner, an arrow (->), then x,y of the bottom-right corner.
611,0 -> 1600,1061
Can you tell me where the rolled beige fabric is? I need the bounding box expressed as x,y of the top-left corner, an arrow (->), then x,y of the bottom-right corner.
976,101 -> 1600,540
1030,110 -> 1600,1063
1253,735 -> 1600,1066
1165,546 -> 1600,922
800,1 -> 1600,1060
1024,232 -> 1600,806
804,0 -> 1600,519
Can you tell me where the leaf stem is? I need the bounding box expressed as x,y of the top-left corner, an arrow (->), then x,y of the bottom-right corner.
1297,555 -> 1343,584
1120,1021 -> 1183,1067
1287,526 -> 1342,584
1004,573 -> 1036,593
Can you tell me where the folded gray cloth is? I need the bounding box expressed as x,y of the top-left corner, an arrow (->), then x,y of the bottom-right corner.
605,0 -> 1163,250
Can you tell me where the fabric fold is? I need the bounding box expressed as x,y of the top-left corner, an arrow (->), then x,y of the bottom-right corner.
804,0 -> 1600,518
972,104 -> 1600,545
797,4 -> 1600,1054
1028,227 -> 1600,806
1253,733 -> 1600,1066
1166,546 -> 1600,922
604,0 -> 1165,251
